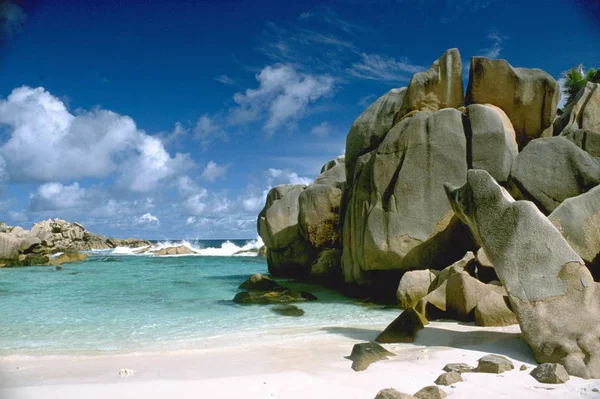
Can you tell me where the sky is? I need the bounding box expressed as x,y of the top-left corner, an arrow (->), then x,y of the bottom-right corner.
0,0 -> 598,239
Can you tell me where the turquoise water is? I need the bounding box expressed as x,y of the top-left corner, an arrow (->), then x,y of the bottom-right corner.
0,241 -> 398,356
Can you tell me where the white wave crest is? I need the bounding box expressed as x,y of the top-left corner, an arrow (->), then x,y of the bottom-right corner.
98,237 -> 264,257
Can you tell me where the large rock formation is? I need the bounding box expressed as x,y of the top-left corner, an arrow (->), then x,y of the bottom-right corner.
445,169 -> 600,379
549,184 -> 600,272
466,57 -> 560,147
554,82 -> 600,136
0,219 -> 150,266
342,108 -> 467,284
345,88 -> 406,182
396,48 -> 464,121
258,184 -> 315,277
466,104 -> 518,183
509,137 -> 600,213
563,129 -> 600,157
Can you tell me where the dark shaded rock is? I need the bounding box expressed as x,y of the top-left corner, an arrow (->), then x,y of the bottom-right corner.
475,354 -> 514,374
530,363 -> 570,384
376,308 -> 428,343
239,273 -> 284,291
434,371 -> 463,386
347,342 -> 396,371
270,305 -> 304,317
474,291 -> 518,327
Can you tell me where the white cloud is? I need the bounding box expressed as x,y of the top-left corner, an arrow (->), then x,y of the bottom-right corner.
193,114 -> 228,147
267,168 -> 312,186
298,12 -> 314,20
8,210 -> 27,222
311,122 -> 331,137
134,213 -> 160,225
0,86 -> 192,189
231,64 -> 334,132
347,53 -> 423,82
215,75 -> 235,85
0,1 -> 26,36
200,161 -> 229,182
29,182 -> 86,211
479,30 -> 508,59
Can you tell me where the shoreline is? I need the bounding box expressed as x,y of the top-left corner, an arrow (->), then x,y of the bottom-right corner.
2,321 -> 597,398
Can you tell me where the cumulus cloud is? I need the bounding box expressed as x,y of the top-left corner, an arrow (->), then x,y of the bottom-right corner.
29,182 -> 86,211
193,114 -> 228,147
134,213 -> 160,225
231,64 -> 334,132
347,53 -> 423,82
200,161 -> 229,182
266,168 -> 312,186
0,86 -> 192,188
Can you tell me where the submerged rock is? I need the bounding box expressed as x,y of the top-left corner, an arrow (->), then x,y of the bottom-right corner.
233,289 -> 317,305
346,342 -> 396,372
270,305 -> 305,317
239,273 -> 284,291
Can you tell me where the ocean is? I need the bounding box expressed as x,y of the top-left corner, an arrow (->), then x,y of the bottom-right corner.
0,239 -> 398,357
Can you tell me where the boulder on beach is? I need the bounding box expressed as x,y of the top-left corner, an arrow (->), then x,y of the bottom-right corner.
445,271 -> 505,321
530,363 -> 570,384
434,371 -> 463,386
374,388 -> 415,399
375,308 -> 428,343
0,232 -> 20,261
346,341 -> 396,372
446,169 -> 600,379
466,56 -> 560,147
413,385 -> 447,399
474,291 -> 518,327
474,354 -> 514,374
397,270 -> 437,309
442,363 -> 472,374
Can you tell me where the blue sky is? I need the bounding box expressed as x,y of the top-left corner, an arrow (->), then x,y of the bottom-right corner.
0,0 -> 598,239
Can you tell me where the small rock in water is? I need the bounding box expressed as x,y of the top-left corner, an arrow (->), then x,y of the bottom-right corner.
119,368 -> 135,378
347,342 -> 396,372
442,363 -> 472,373
434,371 -> 463,386
475,354 -> 514,374
530,363 -> 570,384
413,385 -> 447,399
374,387 -> 416,399
54,266 -> 62,271
239,273 -> 284,291
270,305 -> 304,317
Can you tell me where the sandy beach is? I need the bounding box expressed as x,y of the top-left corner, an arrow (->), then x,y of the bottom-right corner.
2,320 -> 597,399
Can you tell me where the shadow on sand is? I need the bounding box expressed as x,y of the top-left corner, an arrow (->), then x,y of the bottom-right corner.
321,322 -> 536,364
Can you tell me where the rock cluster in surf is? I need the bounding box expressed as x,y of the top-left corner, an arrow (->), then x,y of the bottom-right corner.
257,48 -> 600,379
0,218 -> 150,266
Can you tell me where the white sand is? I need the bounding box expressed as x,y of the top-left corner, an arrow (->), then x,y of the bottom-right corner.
1,321 -> 598,399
